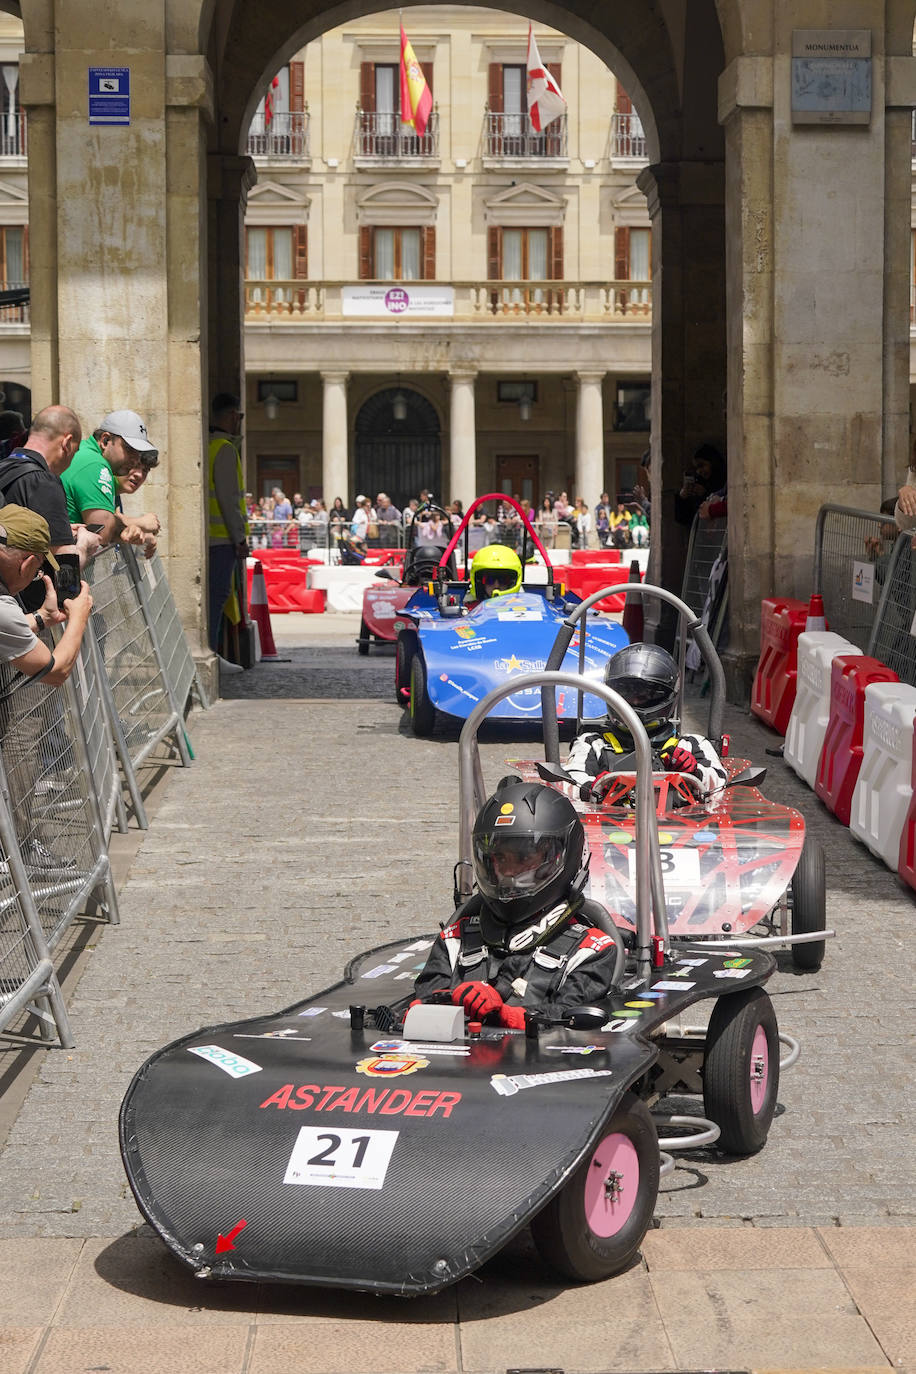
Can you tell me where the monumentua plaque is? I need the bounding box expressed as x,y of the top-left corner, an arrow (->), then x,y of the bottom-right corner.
791,30 -> 871,125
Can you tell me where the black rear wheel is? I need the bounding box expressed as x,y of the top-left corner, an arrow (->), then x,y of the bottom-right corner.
703,986 -> 779,1155
789,835 -> 826,969
395,633 -> 416,707
357,618 -> 370,655
409,653 -> 436,736
530,1092 -> 658,1281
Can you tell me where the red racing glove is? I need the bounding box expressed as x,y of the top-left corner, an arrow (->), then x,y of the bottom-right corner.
583,771 -> 614,803
498,1004 -> 527,1030
670,745 -> 698,775
452,981 -> 503,1019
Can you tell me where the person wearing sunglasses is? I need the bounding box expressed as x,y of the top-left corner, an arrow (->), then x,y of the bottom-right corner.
468,544 -> 523,602
61,408 -> 161,555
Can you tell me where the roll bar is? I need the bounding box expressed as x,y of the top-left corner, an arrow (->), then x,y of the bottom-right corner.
540,583 -> 726,764
436,492 -> 554,578
458,671 -> 669,977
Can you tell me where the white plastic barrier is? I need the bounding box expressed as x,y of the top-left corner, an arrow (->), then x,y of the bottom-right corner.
849,681 -> 916,869
784,632 -> 861,788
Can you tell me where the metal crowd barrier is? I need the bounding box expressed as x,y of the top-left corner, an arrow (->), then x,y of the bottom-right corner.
85,546 -> 193,827
0,785 -> 73,1047
0,649 -> 119,955
133,551 -> 209,717
812,504 -> 895,651
867,531 -> 916,686
72,622 -> 127,841
679,513 -> 727,618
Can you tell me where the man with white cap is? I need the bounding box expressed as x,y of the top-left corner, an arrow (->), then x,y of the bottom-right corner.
62,409 -> 162,555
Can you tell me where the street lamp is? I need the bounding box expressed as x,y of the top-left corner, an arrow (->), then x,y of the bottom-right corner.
263,392 -> 280,422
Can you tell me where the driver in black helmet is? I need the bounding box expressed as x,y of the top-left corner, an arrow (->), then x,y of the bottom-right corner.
413,782 -> 622,1027
566,643 -> 727,801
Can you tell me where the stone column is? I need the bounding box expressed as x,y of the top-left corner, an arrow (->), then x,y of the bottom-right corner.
574,371 -> 605,505
321,371 -> 350,502
449,371 -> 477,510
207,153 -> 256,404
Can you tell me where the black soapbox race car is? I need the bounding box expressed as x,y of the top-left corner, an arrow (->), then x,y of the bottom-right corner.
120,672 -> 800,1298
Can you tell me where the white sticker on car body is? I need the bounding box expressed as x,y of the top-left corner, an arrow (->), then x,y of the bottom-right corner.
187,1045 -> 262,1077
283,1126 -> 399,1190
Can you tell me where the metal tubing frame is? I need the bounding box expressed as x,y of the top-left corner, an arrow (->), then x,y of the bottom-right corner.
121,547 -> 193,767
458,670 -> 668,977
84,617 -> 149,829
540,583 -> 726,764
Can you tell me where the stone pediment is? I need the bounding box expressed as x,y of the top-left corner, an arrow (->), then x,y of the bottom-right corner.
245,179 -> 309,225
613,182 -> 649,227
0,177 -> 27,225
485,181 -> 566,226
356,181 -> 438,226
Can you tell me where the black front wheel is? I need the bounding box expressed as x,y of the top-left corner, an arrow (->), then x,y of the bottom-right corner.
357,618 -> 371,656
530,1092 -> 659,1281
789,835 -> 826,970
409,653 -> 436,736
703,986 -> 779,1155
395,633 -> 415,707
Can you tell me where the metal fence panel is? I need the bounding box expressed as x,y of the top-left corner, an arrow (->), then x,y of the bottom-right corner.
85,547 -> 189,801
679,514 -> 727,618
0,783 -> 73,1046
0,655 -> 118,952
867,533 -> 916,686
812,504 -> 894,651
134,551 -> 208,713
72,622 -> 126,840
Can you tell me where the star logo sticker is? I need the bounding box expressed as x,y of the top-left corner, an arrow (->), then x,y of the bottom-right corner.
505,653 -> 523,672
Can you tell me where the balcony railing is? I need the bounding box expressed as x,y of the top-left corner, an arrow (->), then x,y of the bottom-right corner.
611,111 -> 647,160
244,278 -> 651,321
0,281 -> 29,324
354,109 -> 439,159
484,110 -> 567,159
246,111 -> 309,159
0,108 -> 26,158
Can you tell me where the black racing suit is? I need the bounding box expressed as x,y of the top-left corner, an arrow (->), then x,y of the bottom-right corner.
565,721 -> 727,798
414,892 -> 621,1022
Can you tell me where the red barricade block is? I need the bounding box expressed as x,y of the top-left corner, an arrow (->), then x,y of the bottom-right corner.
561,565 -> 631,612
570,549 -> 622,565
898,729 -> 916,890
814,655 -> 899,826
750,597 -> 809,735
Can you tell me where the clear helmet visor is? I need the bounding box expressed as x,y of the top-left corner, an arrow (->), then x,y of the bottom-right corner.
473,831 -> 565,904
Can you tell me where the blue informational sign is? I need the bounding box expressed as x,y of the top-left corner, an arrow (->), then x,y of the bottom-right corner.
89,67 -> 131,125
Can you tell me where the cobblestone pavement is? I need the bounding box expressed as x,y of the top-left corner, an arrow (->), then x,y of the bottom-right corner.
0,622 -> 912,1247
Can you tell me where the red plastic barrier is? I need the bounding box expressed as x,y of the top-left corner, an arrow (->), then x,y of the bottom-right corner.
560,565 -> 633,612
814,654 -> 899,826
288,587 -> 326,613
570,549 -> 622,565
898,729 -> 916,890
750,598 -> 809,735
246,562 -> 309,614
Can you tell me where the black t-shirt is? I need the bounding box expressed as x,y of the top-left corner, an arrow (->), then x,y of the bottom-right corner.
0,448 -> 73,546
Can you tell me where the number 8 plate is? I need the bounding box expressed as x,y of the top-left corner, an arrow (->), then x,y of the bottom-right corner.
283,1127 -> 399,1190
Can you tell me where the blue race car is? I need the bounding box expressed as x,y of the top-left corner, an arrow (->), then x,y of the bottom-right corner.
394,493 -> 629,735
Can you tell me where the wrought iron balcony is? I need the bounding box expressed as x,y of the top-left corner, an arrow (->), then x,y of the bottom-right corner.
484,110 -> 567,160
0,281 -> 29,324
611,111 -> 647,161
246,111 -> 310,160
0,108 -> 26,158
354,109 -> 439,160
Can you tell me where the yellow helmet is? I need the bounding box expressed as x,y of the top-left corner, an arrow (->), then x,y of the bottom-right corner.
470,544 -> 523,600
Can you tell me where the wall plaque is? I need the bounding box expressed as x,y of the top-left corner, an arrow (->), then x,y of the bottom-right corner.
791,30 -> 871,125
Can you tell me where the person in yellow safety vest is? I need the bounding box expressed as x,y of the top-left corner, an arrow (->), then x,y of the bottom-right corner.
207,393 -> 250,653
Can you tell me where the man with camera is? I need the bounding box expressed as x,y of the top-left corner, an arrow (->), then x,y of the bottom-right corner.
62,409 -> 161,557
0,505 -> 94,873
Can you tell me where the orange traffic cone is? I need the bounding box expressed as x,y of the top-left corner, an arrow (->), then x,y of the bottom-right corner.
622,558 -> 644,641
805,592 -> 826,632
250,561 -> 280,660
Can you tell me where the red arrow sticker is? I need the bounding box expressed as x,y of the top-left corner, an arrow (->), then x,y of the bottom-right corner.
215,1219 -> 247,1254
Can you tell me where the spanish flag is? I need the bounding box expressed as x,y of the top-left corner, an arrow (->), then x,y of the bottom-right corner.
400,23 -> 432,137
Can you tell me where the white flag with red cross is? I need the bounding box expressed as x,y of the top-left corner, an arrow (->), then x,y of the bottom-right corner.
526,23 -> 566,131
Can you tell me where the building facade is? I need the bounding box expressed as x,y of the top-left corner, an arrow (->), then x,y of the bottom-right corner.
241,7 -> 653,513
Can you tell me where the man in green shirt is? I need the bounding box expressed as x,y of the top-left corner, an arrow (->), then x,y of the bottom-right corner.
62,409 -> 161,555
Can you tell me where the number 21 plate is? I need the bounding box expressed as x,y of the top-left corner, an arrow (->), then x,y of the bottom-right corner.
283,1127 -> 398,1190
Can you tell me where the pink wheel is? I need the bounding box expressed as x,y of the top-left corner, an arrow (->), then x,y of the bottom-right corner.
531,1092 -> 658,1281
583,1132 -> 640,1237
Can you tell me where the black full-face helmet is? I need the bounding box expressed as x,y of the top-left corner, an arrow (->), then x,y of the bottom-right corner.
405,541 -> 450,586
472,782 -> 587,930
604,642 -> 680,724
